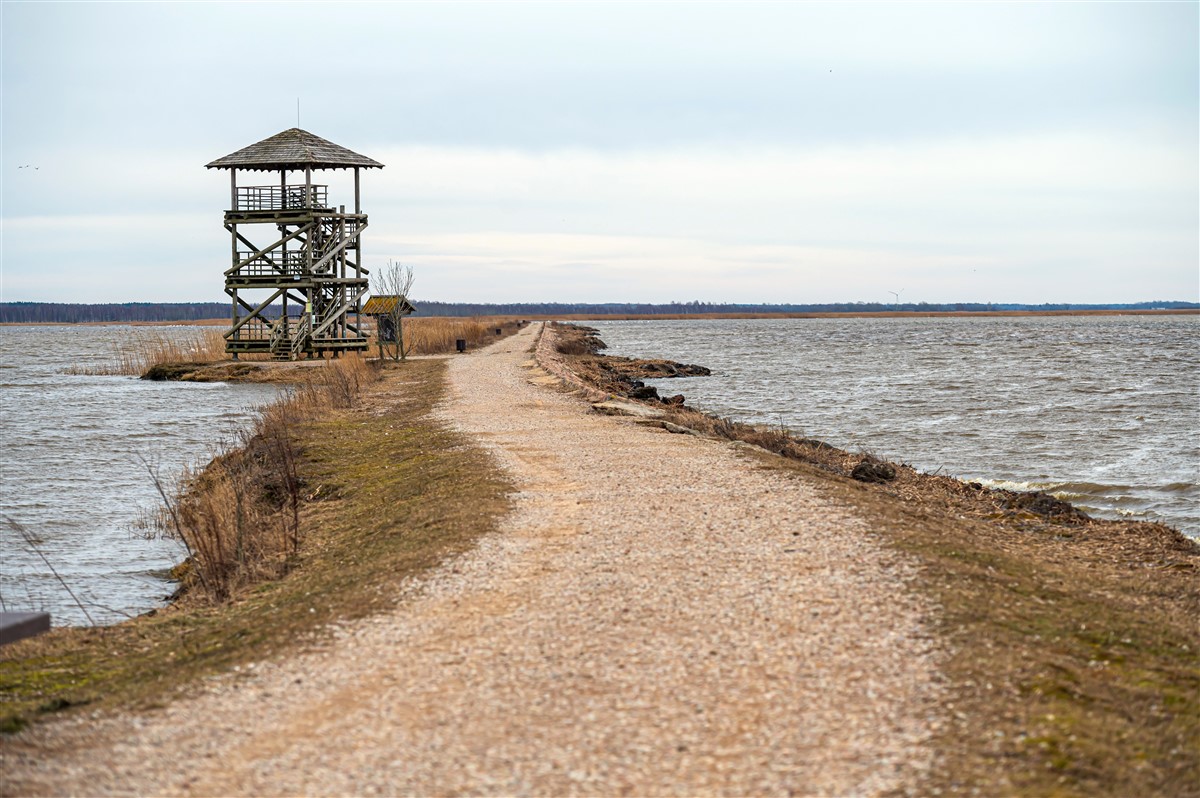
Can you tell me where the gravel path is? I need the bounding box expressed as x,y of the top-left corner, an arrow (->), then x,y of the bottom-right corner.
3,324 -> 944,796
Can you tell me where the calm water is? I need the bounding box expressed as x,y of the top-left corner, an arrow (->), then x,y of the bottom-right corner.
592,316 -> 1199,538
0,326 -> 280,625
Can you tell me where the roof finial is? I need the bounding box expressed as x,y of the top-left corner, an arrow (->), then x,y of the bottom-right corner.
297,97 -> 300,129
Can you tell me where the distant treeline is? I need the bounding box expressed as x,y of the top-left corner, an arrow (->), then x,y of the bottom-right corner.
411,300 -> 1200,317
0,302 -> 231,323
2,299 -> 1197,324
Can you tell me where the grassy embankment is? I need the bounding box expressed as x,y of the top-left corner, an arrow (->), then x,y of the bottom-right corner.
0,344 -> 511,734
553,322 -> 1200,798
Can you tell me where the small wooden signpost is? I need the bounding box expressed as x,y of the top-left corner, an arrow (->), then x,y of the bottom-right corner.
362,294 -> 416,357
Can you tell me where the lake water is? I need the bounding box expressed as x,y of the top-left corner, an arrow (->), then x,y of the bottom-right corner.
592,316 -> 1199,539
0,326 -> 280,626
2,318 -> 1195,628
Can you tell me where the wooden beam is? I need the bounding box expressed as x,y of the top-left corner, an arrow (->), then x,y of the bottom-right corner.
311,283 -> 369,337
310,222 -> 366,275
223,289 -> 284,338
224,224 -> 312,275
230,287 -> 239,358
225,290 -> 270,316
229,207 -> 239,358
231,230 -> 279,268
0,612 -> 51,646
280,169 -> 289,269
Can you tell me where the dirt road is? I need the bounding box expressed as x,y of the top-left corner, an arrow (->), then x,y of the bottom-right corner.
3,324 -> 944,796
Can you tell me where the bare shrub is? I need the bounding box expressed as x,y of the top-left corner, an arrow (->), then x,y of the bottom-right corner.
155,356 -> 380,601
371,260 -> 416,361
311,353 -> 376,408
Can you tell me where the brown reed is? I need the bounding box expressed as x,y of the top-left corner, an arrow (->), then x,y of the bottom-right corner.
390,317 -> 522,355
156,354 -> 380,601
65,328 -> 234,376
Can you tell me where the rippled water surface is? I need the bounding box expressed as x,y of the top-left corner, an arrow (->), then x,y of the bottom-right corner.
0,326 -> 281,625
593,316 -> 1199,538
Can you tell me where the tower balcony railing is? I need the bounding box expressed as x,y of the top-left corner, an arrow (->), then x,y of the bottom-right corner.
234,184 -> 329,212
232,250 -> 307,278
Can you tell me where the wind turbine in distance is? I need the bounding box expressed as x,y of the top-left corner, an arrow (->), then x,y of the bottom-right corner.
889,288 -> 905,309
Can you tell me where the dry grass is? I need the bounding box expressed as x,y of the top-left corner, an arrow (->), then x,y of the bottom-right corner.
64,318 -> 525,377
0,359 -> 510,736
390,317 -> 523,355
155,355 -> 381,602
64,328 -> 238,376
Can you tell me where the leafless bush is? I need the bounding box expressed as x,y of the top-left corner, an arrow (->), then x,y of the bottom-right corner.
372,260 -> 416,361
312,353 -> 376,408
153,356 -> 380,602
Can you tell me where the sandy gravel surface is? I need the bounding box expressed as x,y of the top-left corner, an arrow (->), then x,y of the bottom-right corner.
3,324 -> 944,796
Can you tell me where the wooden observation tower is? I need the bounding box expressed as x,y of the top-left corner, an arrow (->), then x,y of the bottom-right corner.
206,128 -> 384,359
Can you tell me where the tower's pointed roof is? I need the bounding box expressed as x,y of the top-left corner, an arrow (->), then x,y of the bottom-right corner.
206,128 -> 383,171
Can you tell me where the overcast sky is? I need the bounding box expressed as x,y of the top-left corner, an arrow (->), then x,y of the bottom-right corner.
2,1 -> 1197,305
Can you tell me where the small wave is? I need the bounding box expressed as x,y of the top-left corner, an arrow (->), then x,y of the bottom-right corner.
1052,480 -> 1136,495
978,479 -> 1054,493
